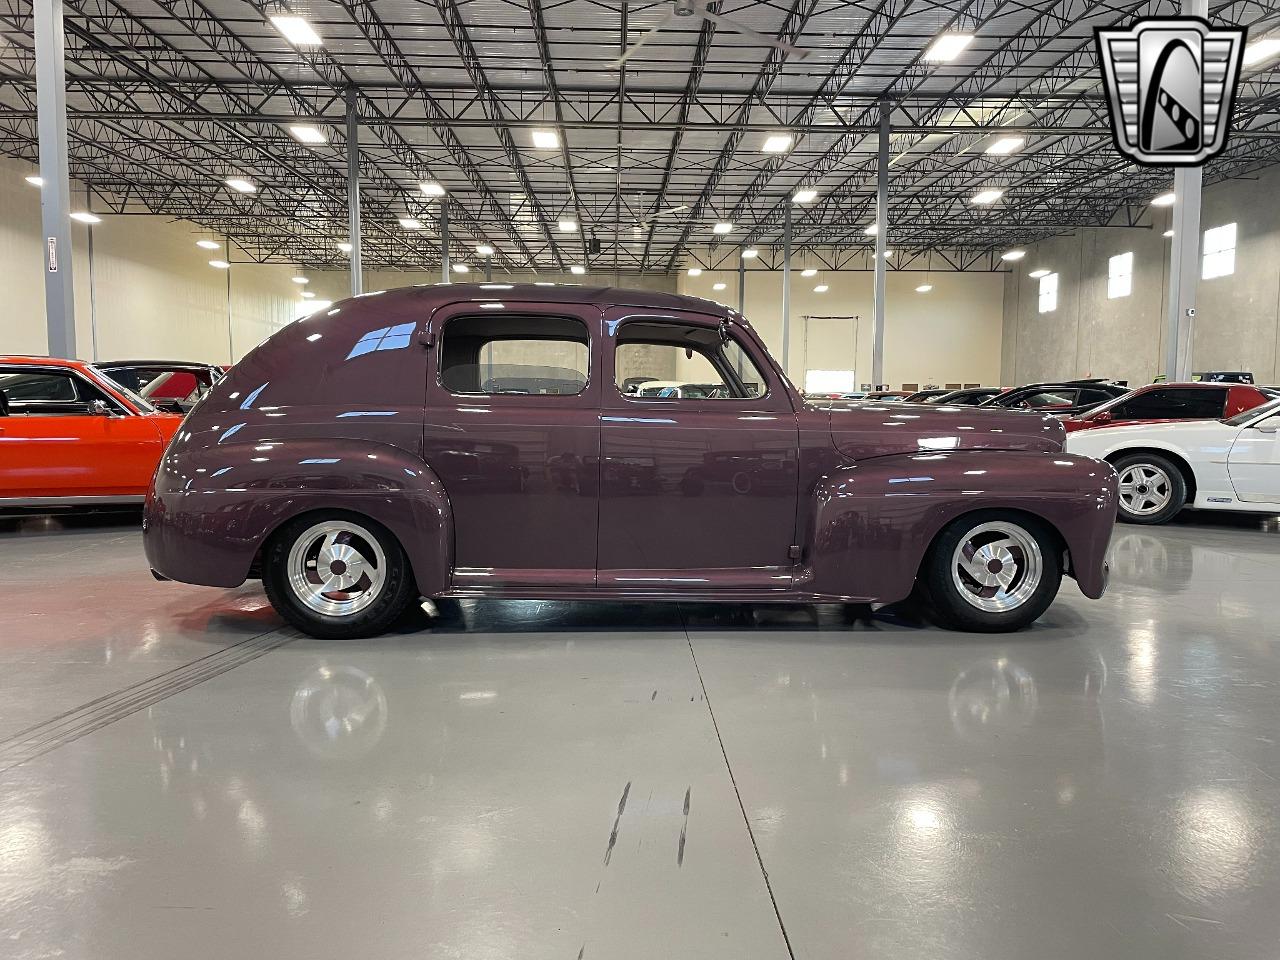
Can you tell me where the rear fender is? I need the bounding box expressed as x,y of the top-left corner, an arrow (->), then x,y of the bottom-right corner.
800,451 -> 1117,603
145,437 -> 453,595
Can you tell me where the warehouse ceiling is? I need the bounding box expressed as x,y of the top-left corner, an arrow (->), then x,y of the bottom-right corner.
0,0 -> 1278,274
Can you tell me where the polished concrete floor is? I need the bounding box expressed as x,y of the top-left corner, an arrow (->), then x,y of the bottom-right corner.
2,509 -> 1279,959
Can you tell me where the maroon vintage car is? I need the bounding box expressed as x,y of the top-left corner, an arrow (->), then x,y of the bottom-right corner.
144,284 -> 1117,638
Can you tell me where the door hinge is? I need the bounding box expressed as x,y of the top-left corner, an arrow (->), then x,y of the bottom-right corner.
788,544 -> 802,560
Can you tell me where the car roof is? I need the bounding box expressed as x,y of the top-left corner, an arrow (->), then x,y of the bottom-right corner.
97,360 -> 219,369
0,355 -> 96,373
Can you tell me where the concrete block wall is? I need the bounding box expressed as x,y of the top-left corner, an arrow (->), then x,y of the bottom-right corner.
1001,164 -> 1280,387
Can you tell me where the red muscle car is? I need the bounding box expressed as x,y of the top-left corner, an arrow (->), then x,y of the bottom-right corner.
1062,382 -> 1276,432
0,355 -> 182,506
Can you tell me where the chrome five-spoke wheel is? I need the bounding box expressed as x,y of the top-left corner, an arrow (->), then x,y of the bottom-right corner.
1117,462 -> 1173,517
949,520 -> 1044,615
286,520 -> 387,617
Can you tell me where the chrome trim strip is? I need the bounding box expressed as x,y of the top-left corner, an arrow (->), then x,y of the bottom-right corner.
0,495 -> 145,507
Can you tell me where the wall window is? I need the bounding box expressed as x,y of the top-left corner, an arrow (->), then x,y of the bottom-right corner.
1202,223 -> 1237,279
439,314 -> 589,395
1107,251 -> 1133,299
1038,272 -> 1058,313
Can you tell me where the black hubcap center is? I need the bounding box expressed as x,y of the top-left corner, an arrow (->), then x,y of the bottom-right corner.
987,559 -> 1003,574
330,560 -> 348,576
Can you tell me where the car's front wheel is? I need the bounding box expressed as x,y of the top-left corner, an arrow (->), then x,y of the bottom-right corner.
263,512 -> 416,639
921,511 -> 1062,632
1112,452 -> 1186,524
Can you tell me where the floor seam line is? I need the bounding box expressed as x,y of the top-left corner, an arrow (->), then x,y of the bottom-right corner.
679,606 -> 798,960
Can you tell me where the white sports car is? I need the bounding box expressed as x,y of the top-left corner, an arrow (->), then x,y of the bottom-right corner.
1064,397 -> 1280,524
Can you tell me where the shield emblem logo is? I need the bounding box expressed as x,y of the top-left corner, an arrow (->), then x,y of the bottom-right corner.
1095,17 -> 1246,166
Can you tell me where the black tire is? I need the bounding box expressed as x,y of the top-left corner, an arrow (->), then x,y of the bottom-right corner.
919,510 -> 1063,633
1110,452 -> 1187,525
262,511 -> 416,639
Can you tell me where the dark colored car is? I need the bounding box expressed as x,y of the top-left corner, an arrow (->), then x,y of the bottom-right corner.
902,388 -> 952,403
97,360 -> 223,414
980,379 -> 1130,416
144,284 -> 1116,639
933,387 -> 1007,406
1064,382 -> 1278,432
1154,370 -> 1255,385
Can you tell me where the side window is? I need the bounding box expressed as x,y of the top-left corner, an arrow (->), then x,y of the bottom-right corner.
439,314 -> 589,396
0,369 -> 121,416
1019,390 -> 1077,409
615,320 -> 767,400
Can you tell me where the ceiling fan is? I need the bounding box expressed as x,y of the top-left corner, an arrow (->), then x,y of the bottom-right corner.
611,0 -> 811,69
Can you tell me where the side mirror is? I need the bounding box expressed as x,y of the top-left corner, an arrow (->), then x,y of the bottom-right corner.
1093,410 -> 1112,424
88,399 -> 112,416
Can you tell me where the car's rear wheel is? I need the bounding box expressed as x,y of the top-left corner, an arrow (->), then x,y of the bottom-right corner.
921,511 -> 1062,632
1112,453 -> 1186,524
263,512 -> 415,639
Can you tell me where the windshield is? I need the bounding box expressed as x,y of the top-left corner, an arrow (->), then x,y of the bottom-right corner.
90,366 -> 158,413
1224,395 -> 1280,427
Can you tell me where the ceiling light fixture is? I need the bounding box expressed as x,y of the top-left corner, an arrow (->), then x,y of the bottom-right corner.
713,281 -> 727,290
792,188 -> 817,203
270,15 -> 322,47
209,259 -> 231,269
570,265 -> 586,275
70,211 -> 101,223
687,267 -> 702,276
300,290 -> 315,299
337,242 -> 353,253
971,188 -> 1004,204
762,134 -> 793,153
420,181 -> 445,197
476,244 -> 494,257
288,124 -> 327,144
923,32 -> 974,62
1028,268 -> 1050,279
452,263 -> 470,274
864,224 -> 878,235
25,175 -> 43,187
1150,191 -> 1176,206
292,276 -> 309,285
916,284 -> 933,293
196,239 -> 221,250
1163,230 -> 1174,238
742,248 -> 759,258
1001,249 -> 1026,261
225,177 -> 256,193
985,136 -> 1024,155
558,219 -> 578,232
531,128 -> 559,149
398,216 -> 423,229
1243,37 -> 1280,67
814,283 -> 829,293
712,222 -> 733,234
801,267 -> 817,277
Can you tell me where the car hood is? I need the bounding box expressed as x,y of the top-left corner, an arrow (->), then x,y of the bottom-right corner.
826,401 -> 1066,461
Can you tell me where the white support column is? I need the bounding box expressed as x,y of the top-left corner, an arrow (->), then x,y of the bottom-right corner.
440,201 -> 450,282
345,87 -> 363,297
871,101 -> 890,389
35,0 -> 76,357
1164,0 -> 1207,380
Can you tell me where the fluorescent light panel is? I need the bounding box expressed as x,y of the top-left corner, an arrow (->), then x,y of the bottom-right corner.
270,15 -> 322,47
420,181 -> 445,197
792,189 -> 817,204
971,188 -> 1004,204
398,217 -> 423,229
985,136 -> 1024,155
801,268 -> 817,277
915,284 -> 933,293
814,284 -> 829,293
742,248 -> 759,258
762,134 -> 793,153
225,177 -> 256,193
923,33 -> 974,62
452,263 -> 470,273
532,128 -> 559,149
570,265 -> 586,275
25,175 -> 43,187
476,244 -> 494,256
713,282 -> 727,290
288,124 -> 327,144
1028,268 -> 1050,279
1150,191 -> 1176,206
196,239 -> 221,250
1000,249 -> 1026,261
337,242 -> 353,253
209,259 -> 230,269
712,222 -> 733,234
70,211 -> 101,223
292,276 -> 309,285
558,220 -> 578,232
687,267 -> 702,276
863,224 -> 878,235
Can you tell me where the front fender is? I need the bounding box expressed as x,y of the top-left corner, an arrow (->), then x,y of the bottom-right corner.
800,450 -> 1117,603
144,437 -> 452,596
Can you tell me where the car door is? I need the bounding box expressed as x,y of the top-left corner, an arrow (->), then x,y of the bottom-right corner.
1227,409 -> 1280,504
0,366 -> 163,499
596,308 -> 800,590
423,301 -> 602,590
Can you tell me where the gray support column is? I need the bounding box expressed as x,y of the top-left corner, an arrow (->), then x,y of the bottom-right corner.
871,101 -> 890,389
782,204 -> 792,378
485,256 -> 492,282
35,0 -> 76,357
345,87 -> 363,297
1162,0 -> 1207,380
737,251 -> 746,315
440,201 -> 450,282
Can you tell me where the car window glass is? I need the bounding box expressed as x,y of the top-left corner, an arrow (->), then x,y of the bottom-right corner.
616,321 -> 766,400
1019,390 -> 1077,408
0,370 -> 116,416
1078,388 -> 1119,406
1112,387 -> 1224,420
439,314 -> 589,396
